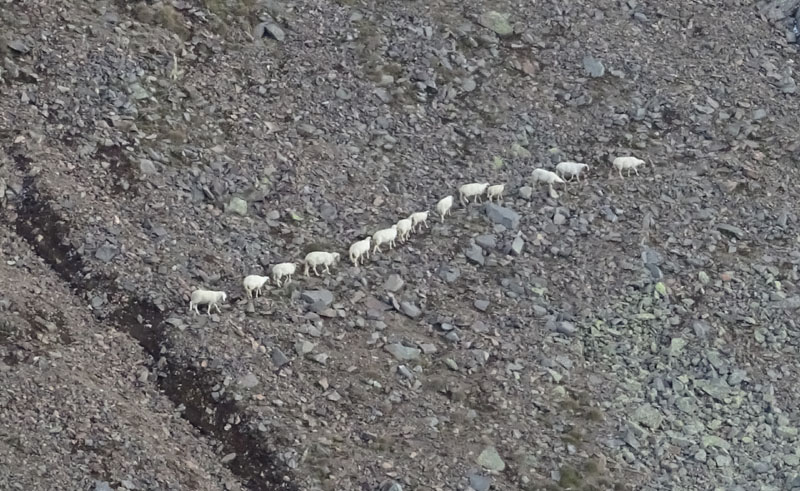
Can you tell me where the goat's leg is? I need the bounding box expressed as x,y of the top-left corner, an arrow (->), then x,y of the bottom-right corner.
214,303 -> 222,314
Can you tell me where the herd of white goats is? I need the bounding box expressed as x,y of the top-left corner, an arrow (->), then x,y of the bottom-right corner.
187,156 -> 647,315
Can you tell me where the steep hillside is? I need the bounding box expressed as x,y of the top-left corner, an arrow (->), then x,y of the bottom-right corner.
2,0 -> 800,490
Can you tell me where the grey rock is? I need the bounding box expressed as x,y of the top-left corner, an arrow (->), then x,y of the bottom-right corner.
466,245 -> 485,265
264,23 -> 286,42
383,274 -> 404,292
385,343 -> 421,361
95,244 -> 118,262
139,158 -> 157,175
632,404 -> 663,429
485,203 -> 520,229
555,321 -> 577,337
226,197 -> 248,216
642,248 -> 663,265
668,337 -> 687,357
335,87 -> 351,100
468,472 -> 492,491
716,223 -> 745,239
478,11 -> 513,36
511,143 -> 531,158
379,480 -> 403,491
510,236 -> 524,255
129,82 -> 150,100
400,301 -> 422,319
438,264 -> 461,283
583,55 -> 605,77
94,482 -> 113,491
7,39 -> 30,54
477,446 -> 505,471
644,263 -> 663,281
475,234 -> 497,250
462,77 -> 477,92
519,186 -> 533,199
271,347 -> 290,367
301,289 -> 334,307
693,320 -> 711,338
294,340 -> 315,356
419,343 -> 437,354
553,211 -> 566,225
238,373 -> 259,388
474,299 -> 490,312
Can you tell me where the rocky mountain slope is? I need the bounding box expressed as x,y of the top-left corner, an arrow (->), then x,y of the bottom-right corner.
2,0 -> 800,490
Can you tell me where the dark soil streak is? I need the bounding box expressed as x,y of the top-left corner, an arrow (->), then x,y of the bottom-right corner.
6,149 -> 297,491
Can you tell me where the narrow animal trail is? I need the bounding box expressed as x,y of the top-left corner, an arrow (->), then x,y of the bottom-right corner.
6,150 -> 297,491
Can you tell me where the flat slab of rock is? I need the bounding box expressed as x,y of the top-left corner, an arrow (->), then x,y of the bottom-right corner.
478,10 -> 513,36
484,204 -> 520,229
385,343 -> 421,361
477,446 -> 506,471
302,289 -> 334,307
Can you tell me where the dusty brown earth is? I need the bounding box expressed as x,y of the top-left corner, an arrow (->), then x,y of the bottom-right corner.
3,0 -> 800,490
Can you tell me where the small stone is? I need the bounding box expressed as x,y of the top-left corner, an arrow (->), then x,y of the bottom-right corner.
478,10 -> 513,36
632,404 -> 664,429
378,480 -> 403,491
7,39 -> 30,54
553,211 -> 566,225
238,373 -> 259,388
477,446 -> 506,472
383,274 -> 404,292
698,271 -> 710,284
554,321 -> 577,337
419,343 -> 437,354
716,223 -> 745,239
400,301 -> 422,319
271,347 -> 289,367
519,186 -> 533,199
469,473 -> 492,491
583,55 -> 605,77
139,158 -> 157,175
226,197 -> 248,216
462,77 -> 477,92
693,320 -> 711,338
129,82 -> 149,100
466,245 -> 485,265
294,340 -> 315,355
511,143 -> 531,158
94,482 -> 113,491
668,337 -> 687,356
301,289 -> 334,307
335,87 -> 351,100
474,299 -> 490,312
510,236 -> 524,255
438,264 -> 461,283
485,203 -> 520,229
385,343 -> 421,361
475,234 -> 497,250
264,23 -> 285,42
95,244 -> 118,262
312,353 -> 329,365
